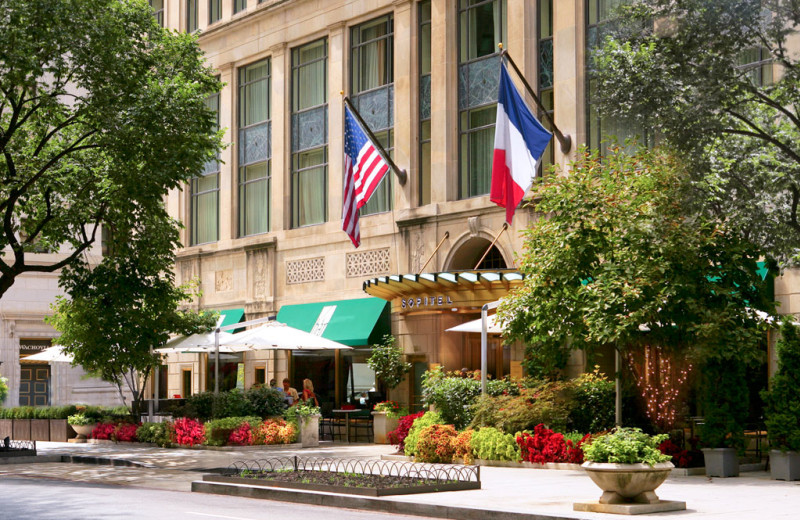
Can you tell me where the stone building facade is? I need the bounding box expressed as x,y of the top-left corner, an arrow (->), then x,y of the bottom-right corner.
157,0 -> 796,409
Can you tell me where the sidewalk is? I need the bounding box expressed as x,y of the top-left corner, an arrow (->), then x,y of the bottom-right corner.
2,442 -> 798,519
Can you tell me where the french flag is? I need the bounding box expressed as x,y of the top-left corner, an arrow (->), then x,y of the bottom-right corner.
490,63 -> 553,224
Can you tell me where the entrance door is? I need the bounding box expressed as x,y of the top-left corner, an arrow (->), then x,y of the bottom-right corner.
19,365 -> 50,406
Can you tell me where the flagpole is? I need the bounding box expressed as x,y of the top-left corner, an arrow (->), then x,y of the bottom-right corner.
474,223 -> 508,270
498,44 -> 572,154
342,94 -> 407,186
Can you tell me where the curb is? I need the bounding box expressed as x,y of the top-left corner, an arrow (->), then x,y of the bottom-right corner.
191,480 -> 581,520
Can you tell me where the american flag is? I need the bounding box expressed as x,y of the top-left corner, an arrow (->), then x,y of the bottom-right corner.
342,105 -> 390,248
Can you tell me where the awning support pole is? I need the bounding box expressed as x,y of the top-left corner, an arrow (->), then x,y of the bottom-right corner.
417,231 -> 450,274
615,346 -> 622,426
474,223 -> 508,270
214,327 -> 220,396
481,300 -> 501,394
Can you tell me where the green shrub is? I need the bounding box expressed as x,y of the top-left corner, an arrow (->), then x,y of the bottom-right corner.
421,367 -> 480,429
245,387 -> 285,418
136,422 -> 172,447
762,320 -> 800,452
67,413 -> 94,426
404,411 -> 443,457
568,367 -> 615,433
0,405 -> 78,419
204,416 -> 262,446
0,376 -> 8,405
469,382 -> 571,434
179,390 -> 256,421
470,426 -> 520,462
583,427 -> 670,465
700,357 -> 748,450
415,424 -> 458,463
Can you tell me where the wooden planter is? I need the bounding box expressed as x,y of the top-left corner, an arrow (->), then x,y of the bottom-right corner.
30,419 -> 50,441
12,419 -> 31,440
0,419 -> 12,439
770,450 -> 800,481
50,419 -> 69,442
702,448 -> 739,477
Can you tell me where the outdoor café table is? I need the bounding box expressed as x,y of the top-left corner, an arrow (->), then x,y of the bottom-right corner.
331,409 -> 360,443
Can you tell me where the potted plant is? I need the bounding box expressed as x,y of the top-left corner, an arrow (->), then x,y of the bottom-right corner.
367,335 -> 411,399
761,320 -> 800,481
372,401 -> 407,444
286,401 -> 320,448
67,413 -> 96,443
699,357 -> 748,477
581,427 -> 674,505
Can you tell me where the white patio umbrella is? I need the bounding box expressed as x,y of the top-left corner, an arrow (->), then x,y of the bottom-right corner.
155,329 -> 239,395
22,345 -> 73,363
220,321 -> 352,351
445,314 -> 503,334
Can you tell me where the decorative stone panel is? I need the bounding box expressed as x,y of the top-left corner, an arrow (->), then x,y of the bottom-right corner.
286,257 -> 325,284
245,242 -> 276,315
214,270 -> 232,292
346,248 -> 390,278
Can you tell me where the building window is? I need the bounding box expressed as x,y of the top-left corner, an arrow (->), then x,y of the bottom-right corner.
458,0 -> 506,199
586,0 -> 645,151
238,59 -> 271,236
182,369 -> 192,398
187,0 -> 198,32
350,14 -> 394,216
291,39 -> 328,228
209,0 -> 222,25
538,0 -> 554,172
738,46 -> 773,86
254,367 -> 266,386
234,0 -> 246,14
150,0 -> 164,26
419,0 -> 432,206
191,91 -> 220,245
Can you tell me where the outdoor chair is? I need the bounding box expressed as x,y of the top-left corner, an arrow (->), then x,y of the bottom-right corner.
349,409 -> 373,443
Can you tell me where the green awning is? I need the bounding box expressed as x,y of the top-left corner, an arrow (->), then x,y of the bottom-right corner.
218,308 -> 245,329
276,297 -> 390,347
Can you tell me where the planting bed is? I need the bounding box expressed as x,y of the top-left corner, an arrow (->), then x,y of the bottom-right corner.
204,456 -> 481,496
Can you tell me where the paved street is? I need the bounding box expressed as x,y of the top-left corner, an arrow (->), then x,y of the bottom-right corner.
0,477 -> 437,520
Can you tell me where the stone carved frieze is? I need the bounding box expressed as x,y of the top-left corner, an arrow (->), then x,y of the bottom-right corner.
346,248 -> 390,278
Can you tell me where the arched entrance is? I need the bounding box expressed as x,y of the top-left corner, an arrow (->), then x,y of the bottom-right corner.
446,237 -> 508,271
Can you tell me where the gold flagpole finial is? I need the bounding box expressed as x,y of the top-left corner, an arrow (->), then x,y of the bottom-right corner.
498,42 -> 503,50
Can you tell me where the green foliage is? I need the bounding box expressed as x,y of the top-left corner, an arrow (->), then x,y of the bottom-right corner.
136,422 -> 172,447
569,367 -> 615,433
0,405 -> 94,420
0,377 -> 8,405
0,0 -> 222,299
245,386 -> 286,418
500,146 -> 772,376
67,413 -> 94,426
404,411 -> 443,457
592,0 -> 800,262
284,401 -> 321,420
470,427 -> 520,462
367,335 -> 411,391
203,416 -> 261,446
583,427 -> 671,466
469,382 -> 571,434
421,367 -> 481,429
762,320 -> 800,452
700,357 -> 749,450
178,389 -> 274,421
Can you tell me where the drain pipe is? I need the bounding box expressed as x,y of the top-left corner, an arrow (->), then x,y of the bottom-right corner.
481,300 -> 501,394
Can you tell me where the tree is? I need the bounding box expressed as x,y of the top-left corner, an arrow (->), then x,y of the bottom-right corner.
498,146 -> 772,377
47,212 -> 217,417
367,335 -> 411,393
591,0 -> 800,262
0,0 -> 221,298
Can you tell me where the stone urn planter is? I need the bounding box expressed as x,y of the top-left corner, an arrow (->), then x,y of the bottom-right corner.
299,414 -> 320,448
70,424 -> 95,443
582,462 -> 675,505
371,412 -> 399,444
702,448 -> 739,477
770,450 -> 800,481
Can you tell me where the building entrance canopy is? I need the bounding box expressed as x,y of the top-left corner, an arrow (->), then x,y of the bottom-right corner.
362,270 -> 525,312
276,297 -> 390,347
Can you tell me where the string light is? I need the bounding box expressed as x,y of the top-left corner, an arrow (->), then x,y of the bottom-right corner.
627,345 -> 692,431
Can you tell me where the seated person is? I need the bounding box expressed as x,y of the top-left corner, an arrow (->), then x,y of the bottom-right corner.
282,378 -> 299,406
301,378 -> 320,407
269,378 -> 282,391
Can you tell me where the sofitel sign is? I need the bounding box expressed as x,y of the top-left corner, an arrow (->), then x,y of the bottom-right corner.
400,295 -> 454,309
